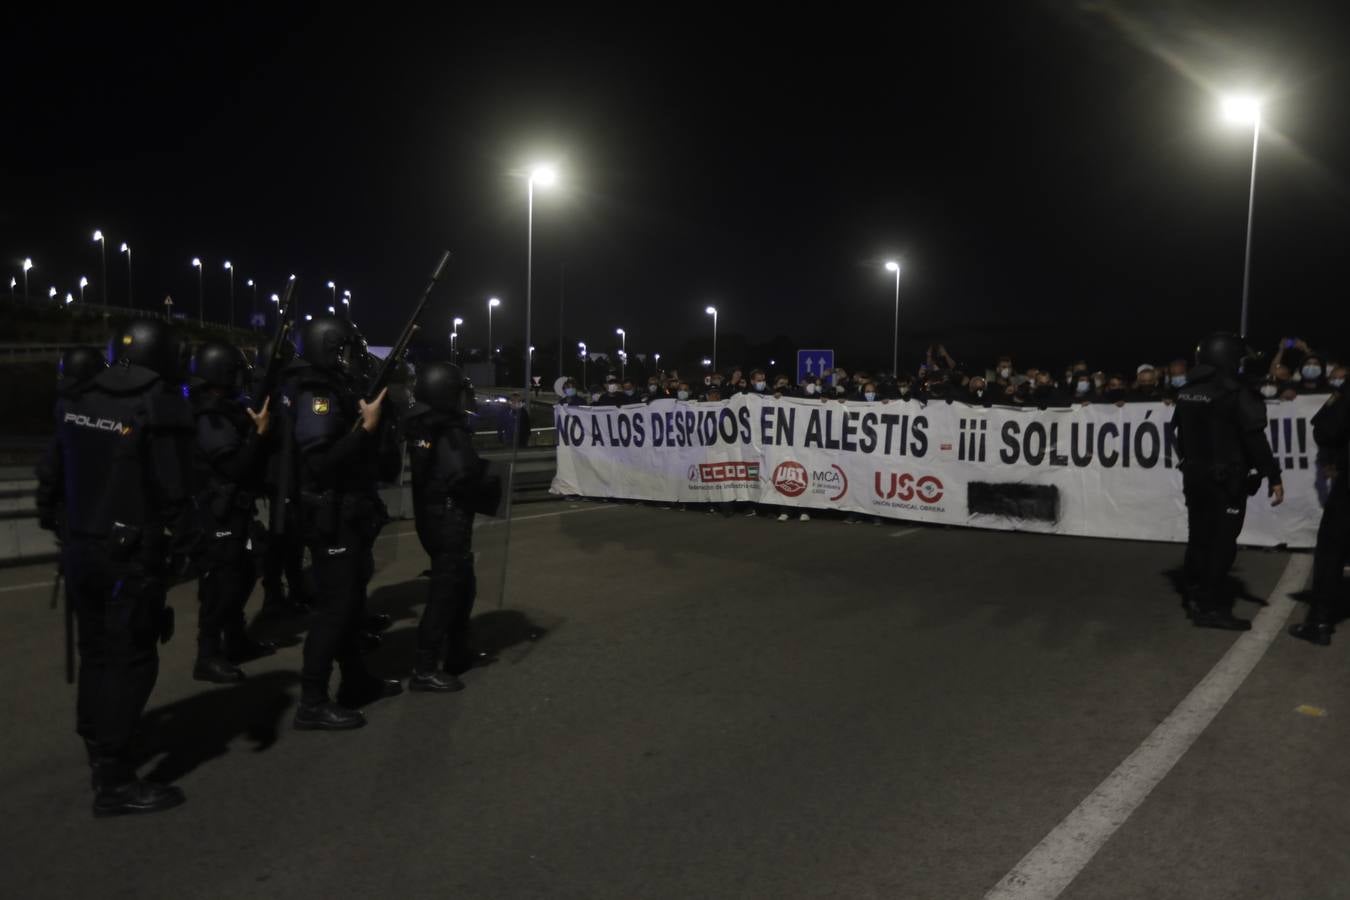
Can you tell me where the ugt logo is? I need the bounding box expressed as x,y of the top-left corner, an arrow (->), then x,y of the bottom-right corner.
873,472 -> 944,504
772,461 -> 809,498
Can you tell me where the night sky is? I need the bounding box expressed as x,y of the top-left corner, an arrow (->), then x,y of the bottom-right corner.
8,4 -> 1350,376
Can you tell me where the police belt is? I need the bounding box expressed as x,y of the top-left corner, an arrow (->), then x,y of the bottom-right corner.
198,484 -> 257,519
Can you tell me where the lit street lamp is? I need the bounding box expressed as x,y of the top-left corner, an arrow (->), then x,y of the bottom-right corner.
247,279 -> 257,326
1222,94 -> 1263,337
224,261 -> 235,328
8,277 -> 14,297
79,276 -> 88,303
705,306 -> 717,372
578,341 -> 588,386
22,258 -> 32,299
48,286 -> 58,301
342,289 -> 351,321
120,243 -> 132,307
92,230 -> 107,305
884,261 -> 901,376
487,297 -> 501,360
64,292 -> 74,307
616,328 -> 627,381
327,281 -> 336,309
525,163 -> 558,400
452,316 -> 463,363
192,258 -> 204,326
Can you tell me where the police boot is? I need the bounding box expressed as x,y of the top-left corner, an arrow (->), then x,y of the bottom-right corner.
294,701 -> 367,731
1290,607 -> 1335,646
1191,608 -> 1252,631
93,779 -> 185,818
336,674 -> 404,708
409,670 -> 465,693
193,656 -> 245,683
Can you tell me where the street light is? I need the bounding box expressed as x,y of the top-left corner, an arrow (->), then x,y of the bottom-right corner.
452,316 -> 463,363
1221,94 -> 1262,338
79,276 -> 88,303
191,258 -> 204,326
654,352 -> 661,372
327,281 -> 336,308
342,289 -> 351,322
92,230 -> 107,305
884,261 -> 901,376
487,297 -> 500,361
578,341 -> 588,386
48,286 -> 57,300
247,279 -> 257,326
327,305 -> 336,316
119,243 -> 132,307
616,327 -> 627,381
526,163 -> 558,400
224,261 -> 235,329
64,292 -> 74,307
705,306 -> 718,372
8,277 -> 14,297
270,292 -> 280,328
22,258 -> 32,299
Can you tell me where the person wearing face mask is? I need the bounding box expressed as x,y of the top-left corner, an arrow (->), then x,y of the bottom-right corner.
962,375 -> 994,406
726,369 -> 744,393
1289,378 -> 1350,645
860,381 -> 879,403
771,374 -> 792,398
1071,372 -> 1096,405
1029,371 -> 1068,409
587,384 -> 604,404
1328,365 -> 1348,392
748,369 -> 769,395
675,382 -> 692,402
1129,365 -> 1164,402
990,356 -> 1018,388
799,375 -> 822,399
1163,359 -> 1189,400
643,377 -> 665,402
1298,355 -> 1330,394
1173,332 -> 1283,631
597,376 -> 624,407
558,379 -> 583,407
1097,375 -> 1129,407
1257,377 -> 1280,402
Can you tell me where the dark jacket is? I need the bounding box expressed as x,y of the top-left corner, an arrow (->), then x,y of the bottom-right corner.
1171,364 -> 1282,492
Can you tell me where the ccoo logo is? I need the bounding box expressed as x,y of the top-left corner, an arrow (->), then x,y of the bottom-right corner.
874,473 -> 944,504
772,461 -> 809,498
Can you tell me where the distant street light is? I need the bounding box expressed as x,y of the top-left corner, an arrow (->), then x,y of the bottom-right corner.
64,292 -> 74,307
22,258 -> 32,299
192,258 -> 204,326
884,261 -> 901,376
8,277 -> 14,297
224,261 -> 235,328
487,297 -> 501,359
247,279 -> 257,326
654,352 -> 661,372
92,230 -> 107,305
702,358 -> 712,368
119,243 -> 132,307
342,289 -> 351,321
79,276 -> 88,303
616,328 -> 627,381
48,286 -> 58,300
1221,94 -> 1263,337
578,341 -> 588,386
327,305 -> 336,316
526,163 -> 558,400
327,281 -> 336,308
705,306 -> 718,372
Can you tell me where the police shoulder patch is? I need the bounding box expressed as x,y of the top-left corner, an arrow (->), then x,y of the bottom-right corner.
312,397 -> 330,415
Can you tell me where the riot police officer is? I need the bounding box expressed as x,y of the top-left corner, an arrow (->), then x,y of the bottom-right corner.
189,341 -> 276,682
405,362 -> 499,691
36,348 -> 110,531
1289,383 -> 1350,645
37,319 -> 196,816
253,338 -> 312,619
284,318 -> 401,730
1172,332 -> 1284,630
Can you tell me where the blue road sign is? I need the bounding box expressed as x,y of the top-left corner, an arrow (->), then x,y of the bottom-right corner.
796,349 -> 835,384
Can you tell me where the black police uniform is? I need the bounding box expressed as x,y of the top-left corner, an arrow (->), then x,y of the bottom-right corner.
1290,387 -> 1350,644
37,320 -> 195,816
284,321 -> 400,730
253,341 -> 312,616
1172,337 -> 1282,630
189,344 -> 275,681
405,364 -> 497,691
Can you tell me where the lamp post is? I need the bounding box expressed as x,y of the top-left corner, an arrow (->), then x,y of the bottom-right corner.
452,316 -> 463,364
616,327 -> 626,380
270,293 -> 280,328
578,341 -> 587,387
327,281 -> 336,309
342,290 -> 351,321
247,279 -> 257,326
92,230 -> 107,305
120,243 -> 132,307
1222,95 -> 1263,338
192,258 -> 204,326
79,276 -> 88,303
22,258 -> 32,299
224,261 -> 235,328
884,261 -> 901,376
705,306 -> 717,372
487,297 -> 500,361
526,164 -> 558,402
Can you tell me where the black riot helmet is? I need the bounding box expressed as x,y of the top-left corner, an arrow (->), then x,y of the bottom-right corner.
297,317 -> 360,374
1195,332 -> 1258,377
414,362 -> 470,413
110,318 -> 185,380
192,340 -> 251,392
58,346 -> 108,385
256,337 -> 296,371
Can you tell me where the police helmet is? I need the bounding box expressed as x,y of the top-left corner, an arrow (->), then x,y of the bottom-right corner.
110,318 -> 185,380
256,337 -> 296,371
1195,332 -> 1257,376
414,362 -> 470,413
192,340 -> 251,391
59,347 -> 108,385
297,317 -> 360,374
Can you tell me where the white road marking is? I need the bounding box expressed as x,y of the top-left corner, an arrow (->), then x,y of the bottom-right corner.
0,580 -> 54,594
889,528 -> 923,539
374,502 -> 619,542
984,553 -> 1312,900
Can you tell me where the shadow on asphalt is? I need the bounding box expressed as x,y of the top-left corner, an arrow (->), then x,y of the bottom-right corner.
134,669 -> 300,784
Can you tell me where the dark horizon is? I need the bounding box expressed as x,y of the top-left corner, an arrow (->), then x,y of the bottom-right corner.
7,5 -> 1350,376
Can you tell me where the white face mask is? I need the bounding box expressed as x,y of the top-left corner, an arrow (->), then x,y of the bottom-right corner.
648,384 -> 658,393
753,381 -> 766,391
676,390 -> 690,400
805,384 -> 818,395
1170,375 -> 1186,388
1330,378 -> 1345,390
564,387 -> 576,397
606,383 -> 618,394
589,393 -> 601,402
1302,365 -> 1323,380
864,392 -> 876,402
1260,384 -> 1279,398
999,367 -> 1012,379
899,385 -> 911,395
1075,381 -> 1091,395
834,384 -> 845,394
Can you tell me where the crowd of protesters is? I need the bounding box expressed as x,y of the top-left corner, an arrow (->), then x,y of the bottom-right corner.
552,338 -> 1346,410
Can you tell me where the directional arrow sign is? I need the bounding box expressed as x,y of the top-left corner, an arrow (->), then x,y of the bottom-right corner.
796,349 -> 834,385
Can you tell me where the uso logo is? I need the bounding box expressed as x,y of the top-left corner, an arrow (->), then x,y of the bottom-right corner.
772,461 -> 809,497
873,472 -> 945,504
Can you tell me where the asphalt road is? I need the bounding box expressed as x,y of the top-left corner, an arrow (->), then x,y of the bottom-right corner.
2,501 -> 1347,900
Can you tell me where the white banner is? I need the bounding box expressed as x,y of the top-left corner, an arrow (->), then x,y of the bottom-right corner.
550,395 -> 1329,548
